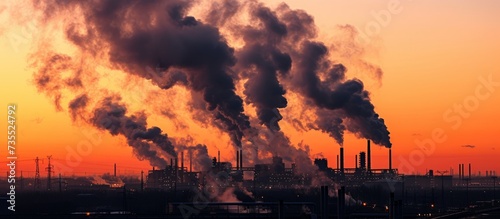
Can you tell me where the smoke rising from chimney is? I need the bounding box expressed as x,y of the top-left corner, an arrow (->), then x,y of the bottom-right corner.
90,95 -> 177,168
28,0 -> 392,179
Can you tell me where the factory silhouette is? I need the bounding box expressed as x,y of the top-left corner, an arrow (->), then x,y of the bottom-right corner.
2,140 -> 499,219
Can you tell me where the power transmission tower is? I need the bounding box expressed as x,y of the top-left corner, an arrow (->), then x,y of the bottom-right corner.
35,157 -> 41,190
46,155 -> 53,191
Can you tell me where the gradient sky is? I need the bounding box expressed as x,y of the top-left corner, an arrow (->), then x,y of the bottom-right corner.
1,0 -> 499,177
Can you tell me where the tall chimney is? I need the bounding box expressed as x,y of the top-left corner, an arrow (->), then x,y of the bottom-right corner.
340,147 -> 344,174
337,186 -> 345,219
189,150 -> 193,172
239,149 -> 243,169
459,164 -> 461,179
462,164 -> 465,179
236,150 -> 239,170
114,163 -> 116,177
367,140 -> 371,172
355,154 -> 358,169
468,163 -> 471,179
218,150 -> 221,164
389,148 -> 392,173
336,155 -> 339,170
389,192 -> 395,219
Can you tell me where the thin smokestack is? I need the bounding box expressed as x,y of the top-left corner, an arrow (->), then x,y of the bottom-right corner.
462,164 -> 465,179
340,147 -> 344,174
336,155 -> 339,170
189,150 -> 192,172
114,163 -> 116,177
469,163 -> 471,179
218,150 -> 221,164
389,148 -> 392,172
355,154 -> 358,169
389,192 -> 395,219
170,158 -> 173,168
236,150 -> 239,170
367,140 -> 371,172
337,186 -> 345,219
458,164 -> 461,179
239,149 -> 243,169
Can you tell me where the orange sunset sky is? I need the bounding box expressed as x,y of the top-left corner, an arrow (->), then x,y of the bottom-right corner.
0,0 -> 499,177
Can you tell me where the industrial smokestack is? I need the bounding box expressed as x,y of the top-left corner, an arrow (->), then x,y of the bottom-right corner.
462,164 -> 465,179
189,150 -> 193,172
340,147 -> 344,174
336,155 -> 339,170
236,150 -> 239,170
114,163 -> 116,177
367,140 -> 371,172
355,154 -> 358,169
337,186 -> 345,219
218,150 -> 221,165
239,149 -> 243,169
459,164 -> 461,179
389,192 -> 395,219
469,163 -> 471,179
389,148 -> 392,173
359,152 -> 366,170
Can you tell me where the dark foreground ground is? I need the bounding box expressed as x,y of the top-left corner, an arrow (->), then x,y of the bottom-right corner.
1,186 -> 498,219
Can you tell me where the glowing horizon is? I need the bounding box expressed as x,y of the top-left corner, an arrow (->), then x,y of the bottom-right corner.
1,0 -> 499,177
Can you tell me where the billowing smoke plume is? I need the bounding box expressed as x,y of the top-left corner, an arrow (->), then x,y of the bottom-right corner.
237,3 -> 291,131
68,94 -> 177,168
272,4 -> 390,147
207,2 -> 391,147
34,0 -> 250,147
291,41 -> 391,147
30,0 -> 392,175
91,95 -> 177,167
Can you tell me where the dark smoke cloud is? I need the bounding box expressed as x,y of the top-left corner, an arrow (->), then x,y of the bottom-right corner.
32,53 -> 72,111
238,6 -> 291,130
35,0 -> 250,147
286,39 -> 391,147
30,0 -> 392,173
309,109 -> 346,145
206,0 -> 240,27
90,95 -> 177,168
68,94 -> 89,121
